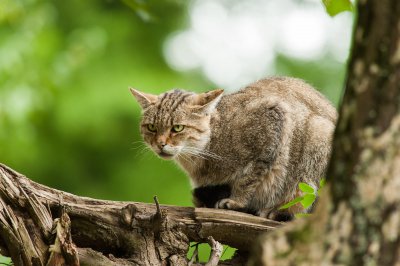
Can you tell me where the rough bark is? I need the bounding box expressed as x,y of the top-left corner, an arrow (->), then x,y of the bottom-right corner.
248,0 -> 400,265
0,163 -> 280,266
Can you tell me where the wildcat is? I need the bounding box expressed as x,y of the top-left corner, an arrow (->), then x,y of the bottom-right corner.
130,77 -> 337,220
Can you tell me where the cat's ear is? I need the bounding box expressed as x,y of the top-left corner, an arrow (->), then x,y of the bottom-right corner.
130,88 -> 158,109
190,89 -> 224,114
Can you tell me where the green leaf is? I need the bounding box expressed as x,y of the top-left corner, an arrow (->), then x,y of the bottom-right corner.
318,178 -> 326,196
322,0 -> 354,17
279,196 -> 304,210
319,178 -> 326,188
299,182 -> 315,194
295,213 -> 311,219
301,194 -> 317,209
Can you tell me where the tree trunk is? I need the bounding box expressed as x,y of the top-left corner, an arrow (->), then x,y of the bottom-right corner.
248,0 -> 400,265
0,164 -> 280,266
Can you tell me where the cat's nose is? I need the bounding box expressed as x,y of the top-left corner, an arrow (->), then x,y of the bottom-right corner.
156,136 -> 167,149
157,142 -> 166,149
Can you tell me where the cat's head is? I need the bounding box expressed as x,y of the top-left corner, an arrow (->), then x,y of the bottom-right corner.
130,88 -> 223,160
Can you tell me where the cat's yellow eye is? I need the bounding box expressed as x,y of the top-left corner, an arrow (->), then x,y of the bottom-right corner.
172,125 -> 185,133
147,124 -> 157,132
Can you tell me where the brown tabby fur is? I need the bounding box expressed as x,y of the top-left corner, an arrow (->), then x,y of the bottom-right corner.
130,77 -> 337,219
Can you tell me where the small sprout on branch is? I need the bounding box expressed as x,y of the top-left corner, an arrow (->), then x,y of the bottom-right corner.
206,236 -> 223,266
153,195 -> 162,219
152,195 -> 166,233
279,179 -> 326,216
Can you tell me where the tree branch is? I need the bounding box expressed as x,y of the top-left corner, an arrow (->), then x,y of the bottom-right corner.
0,163 -> 281,265
205,237 -> 223,266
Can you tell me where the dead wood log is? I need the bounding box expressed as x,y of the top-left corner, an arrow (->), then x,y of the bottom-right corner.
0,163 -> 281,265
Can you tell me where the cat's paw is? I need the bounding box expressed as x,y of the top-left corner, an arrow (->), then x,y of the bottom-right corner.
266,210 -> 294,222
256,209 -> 272,218
215,198 -> 244,210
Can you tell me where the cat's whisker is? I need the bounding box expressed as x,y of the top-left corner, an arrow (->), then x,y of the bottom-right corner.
183,146 -> 222,159
184,151 -> 209,160
181,147 -> 222,160
133,147 -> 149,157
200,152 -> 222,160
134,145 -> 153,159
131,144 -> 147,151
177,149 -> 195,161
181,148 -> 203,158
184,151 -> 210,161
177,153 -> 195,166
131,140 -> 145,145
180,153 -> 199,168
130,140 -> 147,150
177,153 -> 187,163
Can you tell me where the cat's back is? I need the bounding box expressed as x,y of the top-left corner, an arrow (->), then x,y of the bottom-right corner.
211,77 -> 337,164
218,77 -> 337,123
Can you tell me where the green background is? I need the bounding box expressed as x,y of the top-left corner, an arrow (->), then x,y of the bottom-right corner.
0,0 -> 350,262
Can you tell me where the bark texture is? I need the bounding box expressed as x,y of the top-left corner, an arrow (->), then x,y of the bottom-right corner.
0,163 -> 280,266
248,0 -> 400,265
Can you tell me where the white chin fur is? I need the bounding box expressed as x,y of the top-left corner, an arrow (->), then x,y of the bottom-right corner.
162,145 -> 181,156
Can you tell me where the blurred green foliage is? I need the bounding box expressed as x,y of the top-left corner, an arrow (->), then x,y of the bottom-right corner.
0,0 -> 347,262
0,0 -> 205,205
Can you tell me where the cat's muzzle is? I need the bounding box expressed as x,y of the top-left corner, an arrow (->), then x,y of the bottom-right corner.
157,145 -> 177,159
158,151 -> 174,159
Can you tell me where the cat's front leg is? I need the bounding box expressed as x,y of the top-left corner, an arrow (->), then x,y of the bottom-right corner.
215,175 -> 261,212
193,184 -> 231,208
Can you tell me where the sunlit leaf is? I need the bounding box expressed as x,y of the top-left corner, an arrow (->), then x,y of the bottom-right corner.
0,255 -> 11,265
322,0 -> 354,17
299,182 -> 315,194
319,178 -> 326,188
318,178 -> 326,196
187,242 -> 236,262
295,213 -> 311,219
301,194 -> 316,209
279,196 -> 304,210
